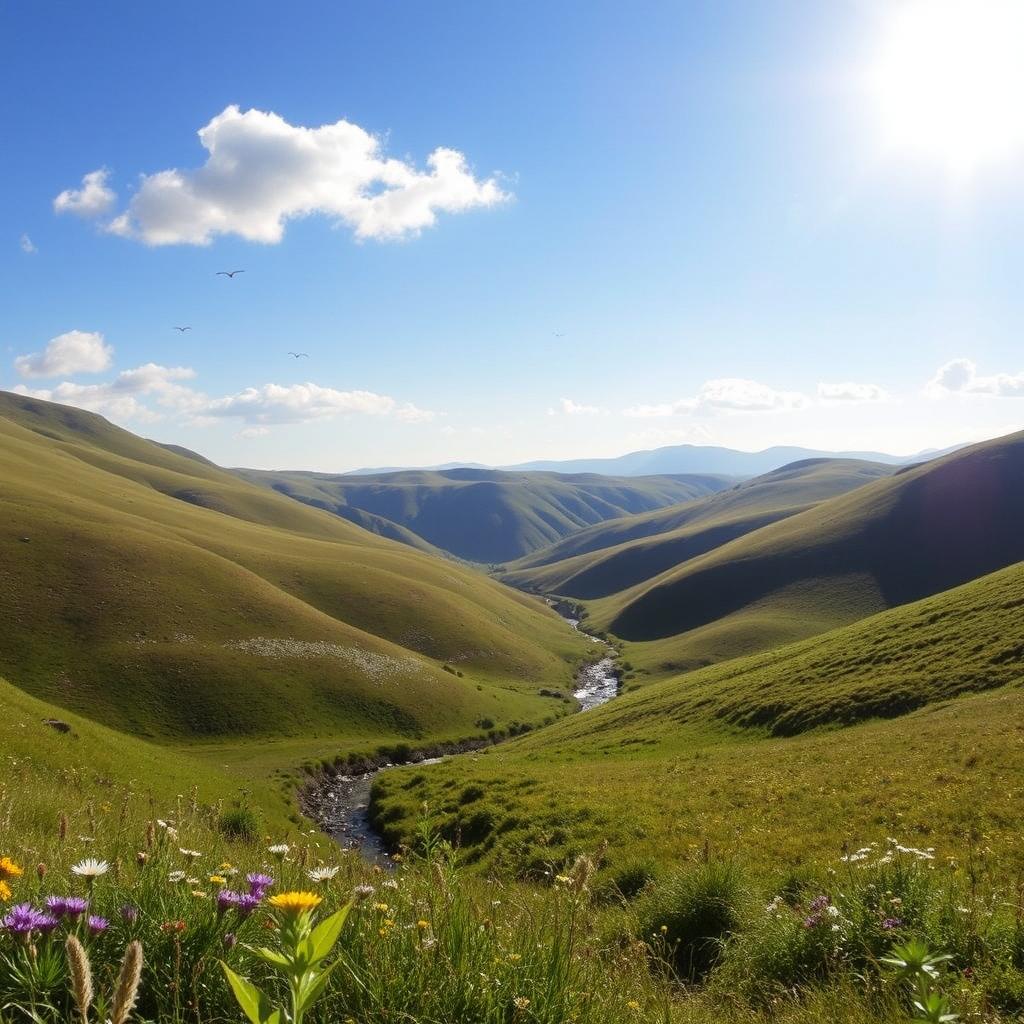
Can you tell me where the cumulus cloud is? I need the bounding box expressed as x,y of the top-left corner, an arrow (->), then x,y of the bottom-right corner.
19,233 -> 36,254
548,397 -> 604,416
53,169 -> 116,218
927,358 -> 1024,398
205,383 -> 404,424
70,106 -> 509,245
817,381 -> 888,403
14,363 -> 199,421
624,378 -> 808,417
15,330 -> 114,378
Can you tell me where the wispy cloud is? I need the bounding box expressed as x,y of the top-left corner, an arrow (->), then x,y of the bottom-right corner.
927,358 -> 1024,398
624,378 -> 808,417
19,233 -> 36,254
15,330 -> 113,378
548,397 -> 605,416
60,106 -> 509,246
817,381 -> 888,403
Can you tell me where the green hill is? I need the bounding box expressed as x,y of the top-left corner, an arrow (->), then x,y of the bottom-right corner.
235,466 -> 732,563
502,458 -> 893,597
0,391 -> 590,767
371,560 -> 1024,876
580,432 -> 1024,674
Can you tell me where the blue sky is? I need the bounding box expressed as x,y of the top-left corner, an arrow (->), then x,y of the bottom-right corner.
2,0 -> 1023,470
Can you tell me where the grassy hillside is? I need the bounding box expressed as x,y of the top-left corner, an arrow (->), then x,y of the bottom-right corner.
371,561 -> 1024,876
0,392 -> 590,765
236,465 -> 732,563
579,432 -> 1024,674
503,459 -> 893,597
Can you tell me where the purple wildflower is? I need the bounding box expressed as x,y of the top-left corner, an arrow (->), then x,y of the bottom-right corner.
808,894 -> 831,913
223,932 -> 238,950
882,917 -> 903,931
803,913 -> 823,929
35,915 -> 60,935
87,915 -> 109,935
120,904 -> 139,924
48,895 -> 89,919
236,893 -> 261,917
246,873 -> 274,897
3,904 -> 48,935
217,890 -> 241,915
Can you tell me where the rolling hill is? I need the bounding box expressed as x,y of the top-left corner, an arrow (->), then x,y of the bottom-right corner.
370,559 -> 1024,876
502,458 -> 894,597
235,466 -> 733,563
0,391 -> 591,766
573,431 -> 1024,674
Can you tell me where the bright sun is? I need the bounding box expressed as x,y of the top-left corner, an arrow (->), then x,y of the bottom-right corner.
869,0 -> 1024,176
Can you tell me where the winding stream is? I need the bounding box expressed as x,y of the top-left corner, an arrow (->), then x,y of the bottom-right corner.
305,601 -> 619,861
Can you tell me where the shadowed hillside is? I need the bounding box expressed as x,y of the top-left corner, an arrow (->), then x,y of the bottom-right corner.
503,459 -> 893,597
235,466 -> 733,562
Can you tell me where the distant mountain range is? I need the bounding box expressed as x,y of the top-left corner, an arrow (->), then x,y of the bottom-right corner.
346,442 -> 964,479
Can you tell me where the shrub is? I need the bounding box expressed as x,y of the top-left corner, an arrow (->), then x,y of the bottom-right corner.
634,861 -> 744,981
218,806 -> 260,842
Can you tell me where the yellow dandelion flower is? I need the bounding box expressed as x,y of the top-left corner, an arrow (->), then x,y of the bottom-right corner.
268,891 -> 322,916
372,902 -> 390,913
0,857 -> 23,881
416,919 -> 430,930
209,875 -> 226,886
627,1000 -> 641,1011
0,880 -> 12,902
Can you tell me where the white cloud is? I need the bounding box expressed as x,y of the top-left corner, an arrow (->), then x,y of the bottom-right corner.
927,358 -> 1024,398
206,383 -> 401,424
624,378 -> 809,417
53,169 -> 116,218
14,330 -> 113,378
817,381 -> 888,403
548,397 -> 604,416
237,426 -> 270,439
78,105 -> 509,245
19,234 -> 36,254
395,403 -> 436,423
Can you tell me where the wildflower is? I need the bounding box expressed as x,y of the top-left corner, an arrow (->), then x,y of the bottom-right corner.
882,917 -> 904,930
179,848 -> 202,862
120,905 -> 139,924
267,843 -> 290,861
267,891 -> 322,917
513,996 -> 531,1011
803,914 -> 823,929
236,893 -> 261,916
765,895 -> 783,914
160,920 -> 186,934
307,866 -> 340,883
47,896 -> 89,919
0,857 -> 24,880
209,875 -> 227,886
373,902 -> 390,913
554,874 -> 573,886
191,890 -> 207,899
353,884 -> 375,902
627,1001 -> 641,1012
809,894 -> 831,913
246,872 -> 274,897
168,870 -> 186,883
3,903 -> 48,936
87,915 -> 109,935
217,890 -> 241,915
507,952 -> 522,962
136,852 -> 148,866
71,858 -> 109,880
659,925 -> 668,935
382,878 -> 400,890
417,919 -> 430,930
222,932 -> 237,950
0,880 -> 12,903
36,914 -> 60,934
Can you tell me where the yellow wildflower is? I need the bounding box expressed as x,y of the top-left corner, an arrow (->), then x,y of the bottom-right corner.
268,891 -> 322,916
0,857 -> 23,881
627,1000 -> 641,1011
507,953 -> 522,962
373,902 -> 390,913
0,880 -> 11,902
416,919 -> 430,930
209,875 -> 227,886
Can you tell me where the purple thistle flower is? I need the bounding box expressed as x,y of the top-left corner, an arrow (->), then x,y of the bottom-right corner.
217,890 -> 241,915
223,932 -> 238,950
808,894 -> 831,913
882,917 -> 904,931
86,915 -> 109,935
53,896 -> 89,919
3,904 -> 48,935
803,913 -> 823,929
120,904 -> 139,924
246,873 -> 274,897
236,893 -> 262,916
44,896 -> 67,917
35,915 -> 60,935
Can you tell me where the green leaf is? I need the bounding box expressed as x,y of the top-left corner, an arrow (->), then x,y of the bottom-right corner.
308,904 -> 352,964
220,962 -> 280,1024
252,946 -> 291,969
296,956 -> 346,1016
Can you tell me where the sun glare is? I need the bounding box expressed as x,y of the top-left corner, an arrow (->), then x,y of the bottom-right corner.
869,0 -> 1024,176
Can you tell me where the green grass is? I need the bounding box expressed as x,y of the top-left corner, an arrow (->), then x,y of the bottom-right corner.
0,392 -> 590,765
370,562 -> 1024,879
574,432 -> 1024,676
237,465 -> 732,563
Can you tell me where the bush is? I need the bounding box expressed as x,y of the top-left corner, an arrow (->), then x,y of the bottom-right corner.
634,861 -> 744,981
217,806 -> 260,841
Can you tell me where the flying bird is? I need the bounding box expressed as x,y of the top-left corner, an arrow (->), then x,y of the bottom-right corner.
216,270 -> 246,278
288,352 -> 309,358
173,326 -> 192,332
